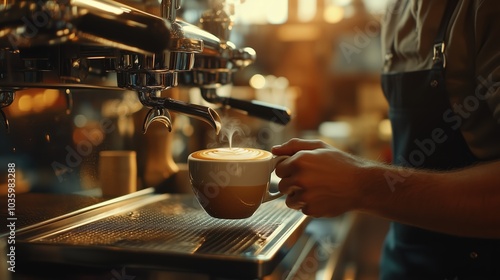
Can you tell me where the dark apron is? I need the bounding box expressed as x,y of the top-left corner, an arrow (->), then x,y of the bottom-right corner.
380,0 -> 500,279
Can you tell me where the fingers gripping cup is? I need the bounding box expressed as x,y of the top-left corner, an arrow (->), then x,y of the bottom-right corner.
188,148 -> 287,219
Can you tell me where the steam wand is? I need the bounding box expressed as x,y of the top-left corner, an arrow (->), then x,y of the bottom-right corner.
200,88 -> 291,125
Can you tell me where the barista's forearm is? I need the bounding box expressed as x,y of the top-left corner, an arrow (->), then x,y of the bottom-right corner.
359,160 -> 500,238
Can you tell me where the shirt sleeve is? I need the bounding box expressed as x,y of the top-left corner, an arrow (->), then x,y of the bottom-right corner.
474,0 -> 500,124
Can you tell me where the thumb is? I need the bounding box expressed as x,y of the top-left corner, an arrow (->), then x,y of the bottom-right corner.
272,138 -> 329,156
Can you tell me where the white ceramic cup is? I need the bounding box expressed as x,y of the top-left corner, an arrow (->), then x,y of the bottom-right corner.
188,147 -> 287,219
98,150 -> 137,197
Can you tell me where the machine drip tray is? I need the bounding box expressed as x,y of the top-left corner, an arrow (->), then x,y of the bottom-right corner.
15,190 -> 309,279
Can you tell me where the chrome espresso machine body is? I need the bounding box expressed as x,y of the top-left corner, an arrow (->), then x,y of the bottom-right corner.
0,1 -> 341,280
0,0 -> 292,189
0,0 -> 291,133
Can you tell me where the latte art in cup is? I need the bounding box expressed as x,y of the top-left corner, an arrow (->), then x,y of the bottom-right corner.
188,147 -> 288,219
190,147 -> 272,161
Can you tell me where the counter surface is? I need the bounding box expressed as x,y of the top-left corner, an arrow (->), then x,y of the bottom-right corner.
12,190 -> 309,279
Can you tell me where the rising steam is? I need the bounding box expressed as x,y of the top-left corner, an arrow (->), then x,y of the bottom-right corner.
207,115 -> 257,149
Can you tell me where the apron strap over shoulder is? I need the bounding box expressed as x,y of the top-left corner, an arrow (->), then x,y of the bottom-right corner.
432,0 -> 459,69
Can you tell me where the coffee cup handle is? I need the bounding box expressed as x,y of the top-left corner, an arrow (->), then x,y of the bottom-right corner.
262,155 -> 289,203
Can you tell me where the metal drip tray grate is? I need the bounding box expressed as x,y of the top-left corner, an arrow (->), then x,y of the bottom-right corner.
37,196 -> 292,255
18,193 -> 308,278
0,193 -> 105,234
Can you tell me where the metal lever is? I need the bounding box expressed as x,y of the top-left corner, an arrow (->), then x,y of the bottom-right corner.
201,88 -> 291,125
0,109 -> 8,132
0,91 -> 14,132
65,89 -> 73,115
161,0 -> 181,22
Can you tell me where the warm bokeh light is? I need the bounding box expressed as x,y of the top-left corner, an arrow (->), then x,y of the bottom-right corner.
274,76 -> 290,89
233,0 -> 390,25
32,93 -> 45,112
74,114 -> 88,128
329,0 -> 352,6
277,24 -> 321,41
378,119 -> 392,141
16,89 -> 60,113
319,121 -> 352,139
17,95 -> 33,112
236,0 -> 288,24
266,0 -> 288,24
249,74 -> 266,89
324,5 -> 345,23
298,0 -> 317,22
72,0 -> 124,15
43,89 -> 59,105
72,123 -> 105,146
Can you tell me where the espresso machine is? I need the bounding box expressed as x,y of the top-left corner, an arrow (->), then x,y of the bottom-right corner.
0,1 -> 342,279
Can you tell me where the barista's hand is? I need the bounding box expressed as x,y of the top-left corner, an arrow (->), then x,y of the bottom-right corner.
274,138 -> 500,238
272,138 -> 370,217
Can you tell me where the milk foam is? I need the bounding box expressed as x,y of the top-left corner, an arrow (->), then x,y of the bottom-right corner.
191,148 -> 271,161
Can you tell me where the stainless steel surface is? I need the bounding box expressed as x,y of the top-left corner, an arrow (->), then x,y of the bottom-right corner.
15,191 -> 309,279
0,189 -> 154,237
161,0 -> 181,22
0,0 -> 290,134
138,90 -> 222,134
0,194 -> 102,235
178,1 -> 291,125
0,0 -> 196,54
0,0 -> 222,133
0,2 -> 299,275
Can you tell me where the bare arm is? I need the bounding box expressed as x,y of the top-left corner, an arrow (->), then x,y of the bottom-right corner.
360,159 -> 500,238
273,138 -> 500,239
